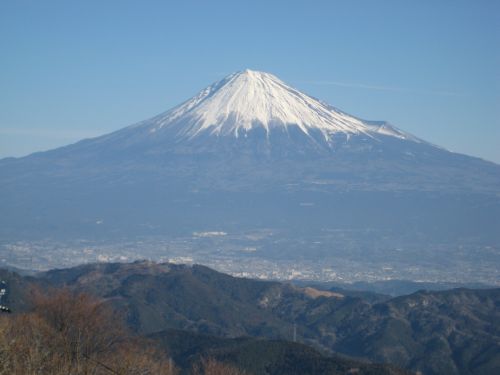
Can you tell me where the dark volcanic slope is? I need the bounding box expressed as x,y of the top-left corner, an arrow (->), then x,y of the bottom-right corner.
5,261 -> 498,375
1,127 -> 499,243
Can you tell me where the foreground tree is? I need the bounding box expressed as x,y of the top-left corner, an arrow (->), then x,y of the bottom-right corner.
0,289 -> 176,375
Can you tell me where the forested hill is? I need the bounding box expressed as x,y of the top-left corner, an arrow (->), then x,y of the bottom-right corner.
1,261 -> 499,374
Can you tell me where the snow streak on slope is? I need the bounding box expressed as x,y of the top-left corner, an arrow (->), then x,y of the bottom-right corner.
145,69 -> 419,142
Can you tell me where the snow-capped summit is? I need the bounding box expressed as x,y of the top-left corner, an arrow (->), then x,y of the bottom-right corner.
1,67 -> 499,258
138,69 -> 418,143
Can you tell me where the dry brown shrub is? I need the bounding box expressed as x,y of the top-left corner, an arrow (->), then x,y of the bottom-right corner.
192,357 -> 247,375
106,340 -> 177,375
0,289 -> 177,375
33,288 -> 124,366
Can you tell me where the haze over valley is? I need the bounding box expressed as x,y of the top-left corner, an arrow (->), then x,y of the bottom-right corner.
1,70 -> 499,287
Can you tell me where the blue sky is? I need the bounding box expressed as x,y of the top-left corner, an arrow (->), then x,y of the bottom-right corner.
1,0 -> 499,162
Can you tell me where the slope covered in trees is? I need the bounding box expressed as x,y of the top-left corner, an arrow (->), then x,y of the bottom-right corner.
1,262 -> 499,374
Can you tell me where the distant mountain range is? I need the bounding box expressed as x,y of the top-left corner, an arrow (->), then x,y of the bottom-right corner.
2,261 -> 499,374
1,69 -> 499,283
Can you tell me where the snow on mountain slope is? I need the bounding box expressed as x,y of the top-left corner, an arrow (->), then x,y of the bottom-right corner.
133,69 -> 420,143
1,68 -> 499,254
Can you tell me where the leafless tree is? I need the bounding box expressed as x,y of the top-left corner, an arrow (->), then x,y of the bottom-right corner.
0,289 -> 177,375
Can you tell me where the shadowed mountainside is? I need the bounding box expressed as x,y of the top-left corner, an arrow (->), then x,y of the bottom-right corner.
150,329 -> 411,375
1,261 -> 499,374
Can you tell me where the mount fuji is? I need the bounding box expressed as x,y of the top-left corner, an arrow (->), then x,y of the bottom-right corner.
1,70 -> 499,280
66,69 -> 423,159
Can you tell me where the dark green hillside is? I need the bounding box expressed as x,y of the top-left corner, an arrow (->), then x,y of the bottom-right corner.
2,262 -> 499,374
150,329 -> 411,375
41,261 -> 293,336
275,288 -> 500,375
